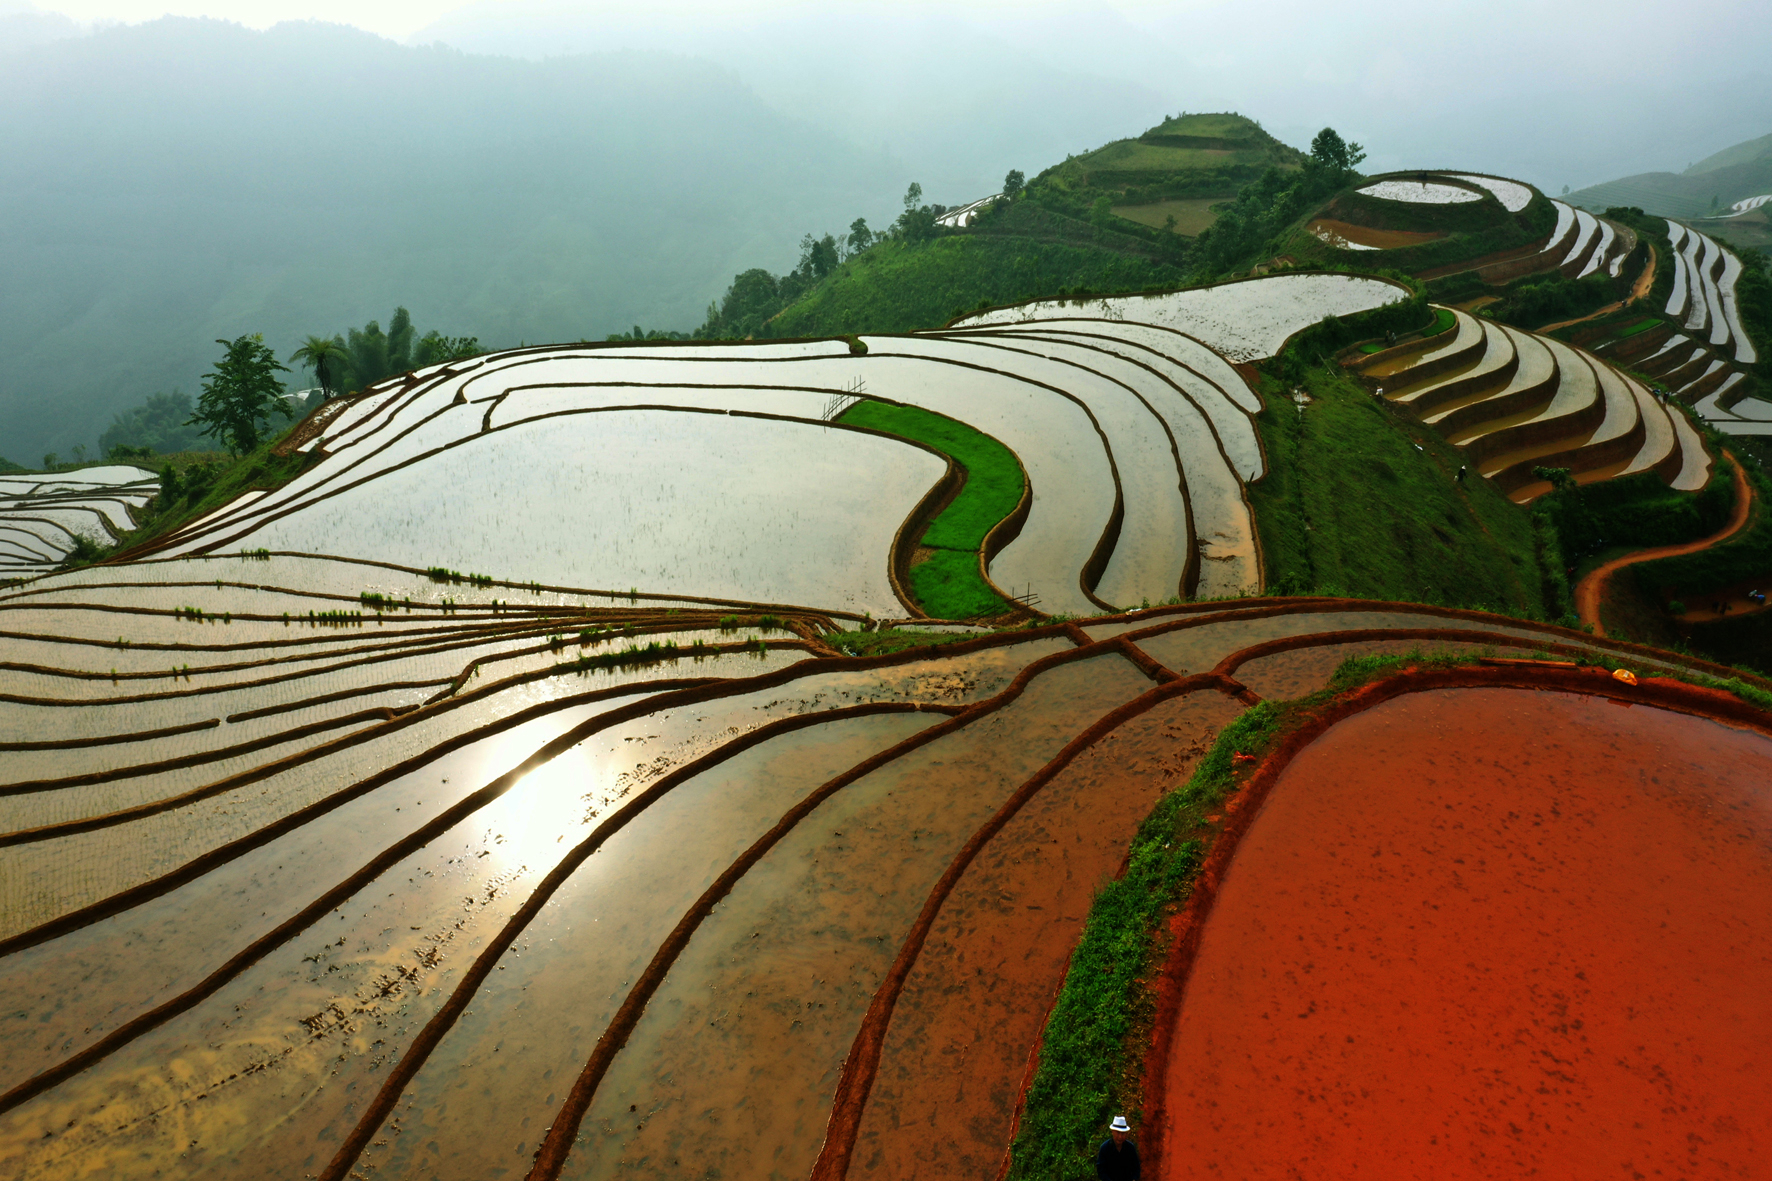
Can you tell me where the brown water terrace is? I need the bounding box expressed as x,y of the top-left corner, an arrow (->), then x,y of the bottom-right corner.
1159,687 -> 1772,1178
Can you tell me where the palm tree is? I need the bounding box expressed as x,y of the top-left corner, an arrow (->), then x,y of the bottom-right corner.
289,335 -> 352,400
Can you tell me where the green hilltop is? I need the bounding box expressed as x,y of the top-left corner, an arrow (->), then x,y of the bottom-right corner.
700,113 -> 1331,341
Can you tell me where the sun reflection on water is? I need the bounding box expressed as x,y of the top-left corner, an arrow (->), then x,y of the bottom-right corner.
486,742 -> 609,874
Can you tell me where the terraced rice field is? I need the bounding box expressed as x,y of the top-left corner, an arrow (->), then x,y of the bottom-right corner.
7,549 -> 1759,1180
1355,179 -> 1482,204
124,274 -> 1406,616
6,268 -> 1767,1181
1652,220 -> 1761,434
954,272 -> 1411,363
1305,219 -> 1442,250
0,467 -> 157,575
1447,173 -> 1533,212
1355,305 -> 1708,499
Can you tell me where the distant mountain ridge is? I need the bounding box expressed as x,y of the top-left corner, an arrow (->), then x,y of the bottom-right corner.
0,16 -> 904,460
1569,129 -> 1772,219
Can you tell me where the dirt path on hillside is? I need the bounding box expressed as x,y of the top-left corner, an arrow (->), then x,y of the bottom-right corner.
1574,454 -> 1752,636
1538,243 -> 1658,334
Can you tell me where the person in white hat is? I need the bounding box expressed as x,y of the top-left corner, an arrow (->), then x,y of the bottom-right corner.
1095,1114 -> 1140,1180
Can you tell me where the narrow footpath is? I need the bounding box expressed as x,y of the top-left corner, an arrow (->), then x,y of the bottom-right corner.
1574,455 -> 1754,636
1538,242 -> 1658,334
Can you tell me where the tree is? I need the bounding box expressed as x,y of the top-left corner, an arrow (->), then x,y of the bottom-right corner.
1002,169 -> 1025,199
413,331 -> 482,367
189,334 -> 291,455
896,182 -> 938,244
1309,127 -> 1366,173
289,335 -> 353,399
847,217 -> 873,256
387,306 -> 414,374
798,232 -> 839,281
347,320 -> 390,389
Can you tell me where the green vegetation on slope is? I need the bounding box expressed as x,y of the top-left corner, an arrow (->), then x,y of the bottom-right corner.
1037,112 -> 1306,211
1249,360 -> 1560,618
1539,460 -> 1736,567
1006,700 -> 1277,1179
839,400 -> 1024,618
661,124 -> 1369,345
773,233 -> 1186,337
62,418 -> 317,570
98,392 -> 214,459
0,456 -> 24,475
1486,269 -> 1622,330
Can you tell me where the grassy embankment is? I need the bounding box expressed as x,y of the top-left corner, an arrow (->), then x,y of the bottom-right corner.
63,430 -> 316,568
1248,359 -> 1562,619
838,400 -> 1025,618
1007,647 -> 1475,1180
772,232 -> 1186,337
1008,642 -> 1772,1179
1108,198 -> 1221,235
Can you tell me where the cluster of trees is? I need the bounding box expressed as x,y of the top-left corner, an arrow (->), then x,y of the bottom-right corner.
290,307 -> 482,399
1188,127 -> 1366,275
85,308 -> 483,465
693,177 -> 1025,339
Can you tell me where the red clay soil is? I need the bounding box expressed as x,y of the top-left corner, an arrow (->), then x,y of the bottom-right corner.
841,691 -> 1245,1181
1305,218 -> 1444,250
1575,455 -> 1753,636
1149,679 -> 1772,1179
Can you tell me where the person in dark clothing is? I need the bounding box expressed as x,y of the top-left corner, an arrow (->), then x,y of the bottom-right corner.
1096,1114 -> 1140,1180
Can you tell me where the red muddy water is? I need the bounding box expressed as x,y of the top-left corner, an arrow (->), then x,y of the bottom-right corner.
1158,687 -> 1772,1179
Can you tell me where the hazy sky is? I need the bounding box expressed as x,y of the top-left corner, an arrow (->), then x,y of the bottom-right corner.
10,0 -> 1772,188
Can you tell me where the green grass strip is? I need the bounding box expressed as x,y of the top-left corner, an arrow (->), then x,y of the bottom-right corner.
840,399 -> 1025,617
907,548 -> 1013,619
1424,305 -> 1456,337
1008,699 -> 1281,1180
1613,316 -> 1662,340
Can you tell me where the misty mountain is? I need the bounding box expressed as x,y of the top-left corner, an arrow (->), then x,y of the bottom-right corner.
1568,129 -> 1772,219
0,17 -> 904,460
412,1 -> 1174,204
411,0 -> 1772,198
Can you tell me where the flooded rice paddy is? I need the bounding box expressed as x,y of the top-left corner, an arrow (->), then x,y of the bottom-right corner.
1160,687 -> 1772,1179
